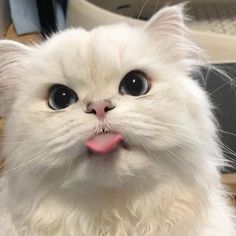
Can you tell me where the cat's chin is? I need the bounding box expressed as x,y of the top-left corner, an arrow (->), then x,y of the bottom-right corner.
70,145 -> 153,190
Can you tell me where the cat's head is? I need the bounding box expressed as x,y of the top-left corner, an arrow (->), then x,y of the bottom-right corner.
0,5 -> 216,192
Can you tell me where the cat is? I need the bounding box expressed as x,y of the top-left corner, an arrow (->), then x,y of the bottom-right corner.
0,4 -> 235,236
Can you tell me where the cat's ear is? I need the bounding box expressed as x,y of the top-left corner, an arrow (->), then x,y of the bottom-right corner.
144,4 -> 186,38
144,4 -> 193,63
0,40 -> 31,117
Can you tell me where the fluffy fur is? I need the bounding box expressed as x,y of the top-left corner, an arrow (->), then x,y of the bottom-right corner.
0,5 -> 235,236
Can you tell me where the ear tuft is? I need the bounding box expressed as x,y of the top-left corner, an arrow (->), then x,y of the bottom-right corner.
0,40 -> 31,117
143,4 -> 201,70
145,4 -> 186,37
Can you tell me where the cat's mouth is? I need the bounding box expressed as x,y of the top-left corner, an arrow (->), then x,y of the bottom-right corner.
85,131 -> 127,156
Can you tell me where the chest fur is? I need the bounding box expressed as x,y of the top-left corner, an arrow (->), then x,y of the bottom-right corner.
15,186 -> 203,236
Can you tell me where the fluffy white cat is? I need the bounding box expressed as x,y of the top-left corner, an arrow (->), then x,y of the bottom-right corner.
0,5 -> 235,236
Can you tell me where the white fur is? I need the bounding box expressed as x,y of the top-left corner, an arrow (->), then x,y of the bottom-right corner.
0,5 -> 235,236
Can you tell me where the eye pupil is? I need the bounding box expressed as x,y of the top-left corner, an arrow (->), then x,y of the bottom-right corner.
53,88 -> 71,107
119,71 -> 150,96
48,85 -> 78,110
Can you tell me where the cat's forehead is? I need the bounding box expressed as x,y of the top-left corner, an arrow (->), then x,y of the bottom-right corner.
26,24 -> 163,99
36,26 -> 149,84
44,26 -> 137,61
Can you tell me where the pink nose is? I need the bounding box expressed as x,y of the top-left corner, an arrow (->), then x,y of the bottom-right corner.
86,100 -> 115,119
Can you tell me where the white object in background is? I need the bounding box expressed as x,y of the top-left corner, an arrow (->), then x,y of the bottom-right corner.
0,0 -> 11,39
67,0 -> 139,30
67,0 -> 236,64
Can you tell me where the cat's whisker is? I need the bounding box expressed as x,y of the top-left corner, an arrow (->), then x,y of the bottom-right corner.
217,139 -> 236,153
63,157 -> 74,186
210,83 -> 228,96
120,118 -> 202,132
119,121 -> 208,147
137,0 -> 150,20
218,143 -> 236,158
160,146 -> 194,172
0,124 -> 72,138
0,138 -> 53,173
0,140 -> 50,145
218,130 -> 236,138
47,128 -> 91,152
0,121 -> 89,148
30,153 -> 65,192
103,119 -> 113,131
0,115 -> 84,138
0,142 -> 50,168
0,150 -> 48,177
214,141 -> 236,168
0,133 -> 38,137
133,132 -> 196,169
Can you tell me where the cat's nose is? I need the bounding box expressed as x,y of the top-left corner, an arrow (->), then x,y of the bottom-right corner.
86,100 -> 115,119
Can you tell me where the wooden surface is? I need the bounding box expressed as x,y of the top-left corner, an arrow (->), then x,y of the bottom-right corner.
223,174 -> 236,207
5,24 -> 40,44
0,119 -> 4,172
222,173 -> 236,195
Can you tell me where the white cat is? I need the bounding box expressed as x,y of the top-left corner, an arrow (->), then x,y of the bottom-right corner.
0,5 -> 235,236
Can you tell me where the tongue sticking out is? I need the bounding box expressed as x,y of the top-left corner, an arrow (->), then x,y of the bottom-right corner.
85,133 -> 123,155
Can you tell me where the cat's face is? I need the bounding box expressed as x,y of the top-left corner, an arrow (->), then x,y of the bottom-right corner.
0,5 -> 211,190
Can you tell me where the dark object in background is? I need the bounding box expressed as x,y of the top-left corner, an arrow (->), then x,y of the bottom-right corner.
36,0 -> 56,38
8,0 -> 67,38
194,64 -> 236,173
36,0 -> 67,38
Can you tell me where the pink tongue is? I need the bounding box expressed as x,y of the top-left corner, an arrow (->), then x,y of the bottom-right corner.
85,133 -> 123,155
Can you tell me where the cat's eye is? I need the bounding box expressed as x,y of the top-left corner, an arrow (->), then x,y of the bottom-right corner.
48,84 -> 78,110
119,71 -> 150,96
